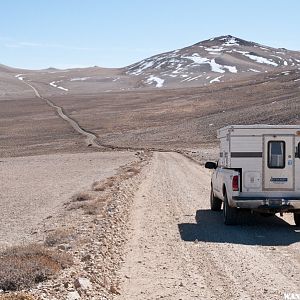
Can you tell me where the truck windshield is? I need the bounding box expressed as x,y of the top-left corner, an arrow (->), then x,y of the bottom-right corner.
268,141 -> 285,168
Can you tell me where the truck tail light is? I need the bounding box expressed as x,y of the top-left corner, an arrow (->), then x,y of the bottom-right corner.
232,175 -> 239,191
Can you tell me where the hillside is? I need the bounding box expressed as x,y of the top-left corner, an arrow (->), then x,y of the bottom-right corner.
1,35 -> 300,98
1,35 -> 300,158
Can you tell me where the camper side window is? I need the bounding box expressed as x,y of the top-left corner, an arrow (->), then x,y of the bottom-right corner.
268,141 -> 285,168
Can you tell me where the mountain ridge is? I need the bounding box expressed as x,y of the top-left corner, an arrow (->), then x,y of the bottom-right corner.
1,35 -> 300,97
125,35 -> 300,88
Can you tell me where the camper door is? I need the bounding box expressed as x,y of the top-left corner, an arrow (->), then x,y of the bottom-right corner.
263,135 -> 295,190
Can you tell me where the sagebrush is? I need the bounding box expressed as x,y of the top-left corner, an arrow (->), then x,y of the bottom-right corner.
0,245 -> 72,291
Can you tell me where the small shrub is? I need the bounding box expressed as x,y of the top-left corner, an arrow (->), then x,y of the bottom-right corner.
71,192 -> 92,202
0,292 -> 36,300
92,177 -> 115,191
82,197 -> 107,215
82,202 -> 99,215
125,167 -> 140,175
0,245 -> 72,291
92,181 -> 106,191
45,228 -> 74,247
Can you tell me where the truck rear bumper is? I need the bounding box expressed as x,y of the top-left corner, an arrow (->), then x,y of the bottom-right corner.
232,196 -> 300,212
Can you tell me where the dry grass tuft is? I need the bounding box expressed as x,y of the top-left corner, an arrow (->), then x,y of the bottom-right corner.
44,228 -> 75,247
0,245 -> 72,291
92,176 -> 115,191
82,197 -> 107,215
92,181 -> 106,191
71,192 -> 92,202
0,293 -> 36,300
82,201 -> 100,215
125,167 -> 140,175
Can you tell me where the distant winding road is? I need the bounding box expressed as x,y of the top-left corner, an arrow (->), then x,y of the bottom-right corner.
16,76 -> 180,153
18,76 -> 106,149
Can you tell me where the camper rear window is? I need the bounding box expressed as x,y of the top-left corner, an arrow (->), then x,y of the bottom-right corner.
268,141 -> 285,168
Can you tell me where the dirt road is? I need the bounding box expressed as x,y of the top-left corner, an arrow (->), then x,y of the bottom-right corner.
19,79 -> 106,149
116,152 -> 300,300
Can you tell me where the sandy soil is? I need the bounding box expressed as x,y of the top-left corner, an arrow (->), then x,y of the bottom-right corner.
0,151 -> 137,250
116,152 -> 300,300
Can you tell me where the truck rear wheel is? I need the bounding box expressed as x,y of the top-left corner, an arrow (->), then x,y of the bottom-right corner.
294,213 -> 300,227
223,192 -> 239,225
210,187 -> 222,211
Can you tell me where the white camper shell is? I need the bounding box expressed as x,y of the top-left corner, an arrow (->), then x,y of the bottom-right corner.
218,125 -> 300,209
206,125 -> 300,225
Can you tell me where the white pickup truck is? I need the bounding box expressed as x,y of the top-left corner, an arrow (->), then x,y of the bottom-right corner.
205,125 -> 300,225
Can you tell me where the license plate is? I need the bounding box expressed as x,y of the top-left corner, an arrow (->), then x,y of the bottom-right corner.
269,199 -> 282,206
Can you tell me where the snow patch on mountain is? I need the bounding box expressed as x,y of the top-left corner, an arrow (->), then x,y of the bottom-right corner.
129,61 -> 155,75
185,55 -> 209,64
146,75 -> 164,88
205,47 -> 225,52
223,65 -> 237,73
187,74 -> 203,82
221,37 -> 240,47
249,68 -> 261,73
210,59 -> 226,73
15,74 -> 24,80
185,55 -> 237,73
244,53 -> 278,66
50,81 -> 69,91
210,75 -> 224,83
70,77 -> 90,81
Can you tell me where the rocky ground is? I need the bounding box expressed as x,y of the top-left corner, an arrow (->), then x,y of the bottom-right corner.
0,151 -> 152,300
0,151 -> 138,250
115,152 -> 299,300
1,151 -> 299,300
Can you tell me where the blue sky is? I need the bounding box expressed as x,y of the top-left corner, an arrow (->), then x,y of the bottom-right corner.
1,0 -> 299,69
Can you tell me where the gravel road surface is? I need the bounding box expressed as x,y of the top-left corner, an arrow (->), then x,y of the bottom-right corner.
116,152 -> 300,300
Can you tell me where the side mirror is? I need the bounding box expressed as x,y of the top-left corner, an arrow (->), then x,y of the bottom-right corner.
205,161 -> 217,169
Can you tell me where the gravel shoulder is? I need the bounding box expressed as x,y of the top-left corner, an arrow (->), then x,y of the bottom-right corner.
0,151 -> 137,250
116,152 -> 300,300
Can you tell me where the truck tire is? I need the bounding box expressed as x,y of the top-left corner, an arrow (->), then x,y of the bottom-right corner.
294,213 -> 300,227
223,192 -> 239,225
210,187 -> 222,211
260,213 -> 275,217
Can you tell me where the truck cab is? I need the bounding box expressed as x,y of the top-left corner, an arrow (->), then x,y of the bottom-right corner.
205,125 -> 300,225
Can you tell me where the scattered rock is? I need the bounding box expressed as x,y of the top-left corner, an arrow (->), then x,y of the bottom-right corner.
67,291 -> 81,300
27,153 -> 152,300
74,277 -> 92,290
109,284 -> 120,295
81,254 -> 92,262
58,244 -> 72,251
